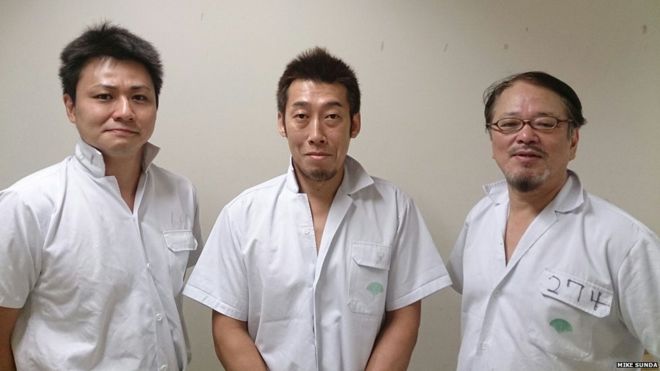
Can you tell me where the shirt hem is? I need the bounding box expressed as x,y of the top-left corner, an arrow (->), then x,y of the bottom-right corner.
387,274 -> 452,311
182,284 -> 247,321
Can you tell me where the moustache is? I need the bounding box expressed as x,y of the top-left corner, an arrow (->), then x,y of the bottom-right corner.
509,145 -> 546,157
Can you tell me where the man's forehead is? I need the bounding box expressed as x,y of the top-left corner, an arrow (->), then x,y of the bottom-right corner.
286,79 -> 349,105
81,56 -> 151,77
288,79 -> 346,90
495,81 -> 567,113
78,56 -> 154,88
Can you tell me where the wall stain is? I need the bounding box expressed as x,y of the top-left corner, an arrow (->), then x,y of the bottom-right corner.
380,41 -> 384,51
443,43 -> 449,52
642,24 -> 647,34
504,43 -> 509,50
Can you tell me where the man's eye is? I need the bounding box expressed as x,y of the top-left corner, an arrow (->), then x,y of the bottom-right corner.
133,95 -> 148,102
534,118 -> 556,128
326,114 -> 339,120
294,113 -> 307,120
498,119 -> 519,128
94,94 -> 112,100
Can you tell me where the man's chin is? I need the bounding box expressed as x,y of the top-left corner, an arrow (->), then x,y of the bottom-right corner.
505,171 -> 548,193
305,169 -> 337,182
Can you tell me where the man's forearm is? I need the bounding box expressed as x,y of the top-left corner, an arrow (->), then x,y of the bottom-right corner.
212,311 -> 267,371
0,307 -> 20,371
366,301 -> 421,371
0,349 -> 16,371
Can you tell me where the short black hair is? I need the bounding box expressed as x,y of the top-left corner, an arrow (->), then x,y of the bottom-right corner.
59,22 -> 163,106
484,71 -> 586,128
277,47 -> 360,117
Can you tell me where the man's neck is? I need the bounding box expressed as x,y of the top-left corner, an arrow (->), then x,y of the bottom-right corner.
295,167 -> 345,250
507,174 -> 567,215
296,168 -> 344,205
503,174 -> 568,263
104,150 -> 144,211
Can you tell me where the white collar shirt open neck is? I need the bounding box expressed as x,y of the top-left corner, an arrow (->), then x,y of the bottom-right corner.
0,139 -> 202,371
185,156 -> 451,371
449,170 -> 660,371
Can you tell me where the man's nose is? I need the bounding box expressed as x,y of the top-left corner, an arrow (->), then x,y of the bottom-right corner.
112,96 -> 135,121
515,122 -> 539,143
308,118 -> 326,144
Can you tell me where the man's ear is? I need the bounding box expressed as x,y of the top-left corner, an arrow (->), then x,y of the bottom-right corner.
277,112 -> 287,137
63,94 -> 76,124
350,113 -> 361,138
569,127 -> 580,160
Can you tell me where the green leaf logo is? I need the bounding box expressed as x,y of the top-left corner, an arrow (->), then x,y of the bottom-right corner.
367,282 -> 384,296
549,318 -> 573,333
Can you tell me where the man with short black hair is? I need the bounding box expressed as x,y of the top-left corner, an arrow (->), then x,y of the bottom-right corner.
0,22 -> 201,370
184,47 -> 451,370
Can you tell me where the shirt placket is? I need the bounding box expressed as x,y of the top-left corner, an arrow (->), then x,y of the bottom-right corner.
294,193 -> 321,371
133,172 -> 179,371
475,200 -> 509,358
311,193 -> 353,370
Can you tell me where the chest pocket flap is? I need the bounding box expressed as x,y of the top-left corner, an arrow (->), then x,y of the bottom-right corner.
163,230 -> 198,252
352,242 -> 391,270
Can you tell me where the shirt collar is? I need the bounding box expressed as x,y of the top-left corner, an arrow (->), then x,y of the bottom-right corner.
74,139 -> 160,177
284,155 -> 374,195
483,169 -> 584,213
339,156 -> 374,195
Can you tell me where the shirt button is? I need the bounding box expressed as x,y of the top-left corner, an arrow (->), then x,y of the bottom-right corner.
146,263 -> 151,270
159,365 -> 168,371
480,342 -> 488,351
156,313 -> 163,322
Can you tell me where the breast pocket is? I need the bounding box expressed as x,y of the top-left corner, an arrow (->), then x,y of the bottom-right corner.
528,269 -> 613,361
347,242 -> 391,315
163,230 -> 198,292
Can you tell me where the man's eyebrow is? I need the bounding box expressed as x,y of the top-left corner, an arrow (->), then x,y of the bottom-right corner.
290,101 -> 310,108
90,83 -> 153,91
290,100 -> 344,108
497,110 -> 559,118
322,101 -> 344,108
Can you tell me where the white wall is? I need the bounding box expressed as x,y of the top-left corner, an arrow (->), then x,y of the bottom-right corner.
1,1 -> 658,370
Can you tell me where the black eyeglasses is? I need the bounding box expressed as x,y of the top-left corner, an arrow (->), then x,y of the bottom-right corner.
486,116 -> 572,134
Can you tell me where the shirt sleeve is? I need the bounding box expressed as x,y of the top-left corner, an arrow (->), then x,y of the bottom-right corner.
447,222 -> 468,295
183,205 -> 248,321
0,190 -> 42,308
385,197 -> 452,311
616,228 -> 660,357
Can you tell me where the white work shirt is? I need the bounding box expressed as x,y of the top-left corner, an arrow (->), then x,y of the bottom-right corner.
184,156 -> 450,370
448,170 -> 660,371
0,140 -> 202,371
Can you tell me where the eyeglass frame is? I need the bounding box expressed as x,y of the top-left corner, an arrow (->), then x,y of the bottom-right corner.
485,116 -> 574,134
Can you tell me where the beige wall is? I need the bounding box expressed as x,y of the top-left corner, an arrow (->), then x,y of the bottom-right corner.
1,1 -> 658,370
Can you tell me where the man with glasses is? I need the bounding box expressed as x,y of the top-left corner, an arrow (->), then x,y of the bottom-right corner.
448,71 -> 659,370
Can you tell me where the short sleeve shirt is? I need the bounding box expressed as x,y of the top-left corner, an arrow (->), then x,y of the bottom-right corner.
448,171 -> 660,370
0,140 -> 202,371
184,156 -> 451,370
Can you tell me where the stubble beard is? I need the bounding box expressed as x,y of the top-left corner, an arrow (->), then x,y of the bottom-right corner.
302,168 -> 338,183
505,168 -> 550,193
